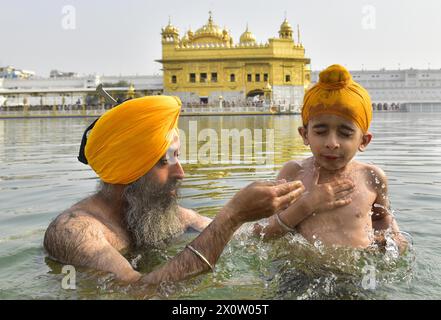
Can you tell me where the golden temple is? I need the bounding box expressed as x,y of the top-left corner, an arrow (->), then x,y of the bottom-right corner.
157,12 -> 310,110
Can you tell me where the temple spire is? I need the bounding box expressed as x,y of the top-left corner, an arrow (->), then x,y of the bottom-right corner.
297,24 -> 301,44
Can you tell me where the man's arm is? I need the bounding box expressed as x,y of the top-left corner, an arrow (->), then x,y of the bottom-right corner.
140,206 -> 238,284
139,180 -> 303,285
44,211 -> 141,283
370,166 -> 408,253
44,208 -> 235,285
45,180 -> 302,285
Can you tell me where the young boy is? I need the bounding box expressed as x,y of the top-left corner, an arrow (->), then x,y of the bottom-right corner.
257,64 -> 406,252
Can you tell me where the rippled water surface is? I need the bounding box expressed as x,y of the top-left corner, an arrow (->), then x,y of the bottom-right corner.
0,113 -> 440,299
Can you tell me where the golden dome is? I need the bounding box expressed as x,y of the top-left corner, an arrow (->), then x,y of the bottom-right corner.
279,18 -> 293,39
181,28 -> 194,45
181,33 -> 189,45
280,18 -> 293,32
162,18 -> 179,35
192,12 -> 226,43
162,18 -> 179,42
239,25 -> 256,44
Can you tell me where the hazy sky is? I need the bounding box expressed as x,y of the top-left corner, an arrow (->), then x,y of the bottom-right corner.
1,0 -> 440,77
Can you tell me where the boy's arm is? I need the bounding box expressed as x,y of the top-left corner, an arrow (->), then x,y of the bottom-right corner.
370,166 -> 408,253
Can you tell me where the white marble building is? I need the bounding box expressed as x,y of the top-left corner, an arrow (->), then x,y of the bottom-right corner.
0,75 -> 163,107
3,68 -> 441,113
312,68 -> 441,112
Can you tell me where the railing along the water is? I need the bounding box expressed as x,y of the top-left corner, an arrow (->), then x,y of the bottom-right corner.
0,105 -> 301,117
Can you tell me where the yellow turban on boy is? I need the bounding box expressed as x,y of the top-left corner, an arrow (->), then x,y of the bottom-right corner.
302,64 -> 372,133
83,96 -> 181,184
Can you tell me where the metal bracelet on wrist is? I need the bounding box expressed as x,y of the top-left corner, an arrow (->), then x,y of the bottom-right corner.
275,212 -> 296,233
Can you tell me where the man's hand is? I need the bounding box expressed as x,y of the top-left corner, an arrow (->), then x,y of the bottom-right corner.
223,180 -> 305,225
303,166 -> 355,213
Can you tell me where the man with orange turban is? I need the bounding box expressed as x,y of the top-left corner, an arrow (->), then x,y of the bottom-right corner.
255,64 -> 407,254
44,95 -> 305,286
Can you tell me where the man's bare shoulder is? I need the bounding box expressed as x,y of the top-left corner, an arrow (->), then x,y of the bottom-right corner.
277,158 -> 311,181
46,209 -> 104,237
44,205 -> 140,282
43,206 -> 106,265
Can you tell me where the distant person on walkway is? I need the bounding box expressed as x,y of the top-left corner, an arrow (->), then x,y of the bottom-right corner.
44,96 -> 305,284
255,64 -> 407,253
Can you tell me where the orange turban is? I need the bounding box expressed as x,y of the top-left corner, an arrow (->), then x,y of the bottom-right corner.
302,64 -> 372,132
84,96 -> 181,184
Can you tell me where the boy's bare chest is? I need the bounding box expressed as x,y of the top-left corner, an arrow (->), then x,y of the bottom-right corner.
300,172 -> 377,224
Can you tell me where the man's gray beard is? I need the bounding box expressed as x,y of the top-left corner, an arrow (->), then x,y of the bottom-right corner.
121,174 -> 184,249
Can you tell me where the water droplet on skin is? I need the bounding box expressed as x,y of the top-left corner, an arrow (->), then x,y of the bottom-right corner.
373,203 -> 385,209
313,239 -> 323,249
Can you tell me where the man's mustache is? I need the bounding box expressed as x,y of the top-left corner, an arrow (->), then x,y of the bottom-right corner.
152,179 -> 182,197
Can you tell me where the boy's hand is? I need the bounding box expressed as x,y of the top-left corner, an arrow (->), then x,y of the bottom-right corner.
304,166 -> 355,213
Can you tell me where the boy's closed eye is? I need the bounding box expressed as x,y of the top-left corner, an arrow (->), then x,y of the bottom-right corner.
339,129 -> 354,138
314,130 -> 327,135
312,124 -> 328,135
338,125 -> 356,138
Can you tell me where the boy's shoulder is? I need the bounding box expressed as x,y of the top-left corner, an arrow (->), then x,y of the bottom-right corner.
354,161 -> 388,193
277,157 -> 313,181
355,161 -> 387,179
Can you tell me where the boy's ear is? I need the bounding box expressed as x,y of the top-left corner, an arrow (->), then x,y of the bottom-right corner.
359,132 -> 373,152
298,126 -> 309,145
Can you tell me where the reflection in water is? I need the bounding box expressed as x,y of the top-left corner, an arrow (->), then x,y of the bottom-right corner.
0,121 -> 4,145
0,113 -> 438,299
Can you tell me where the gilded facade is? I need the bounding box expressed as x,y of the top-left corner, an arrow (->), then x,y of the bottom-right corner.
157,12 -> 311,110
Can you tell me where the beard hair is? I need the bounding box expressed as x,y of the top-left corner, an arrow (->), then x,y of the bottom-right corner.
122,173 -> 184,249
